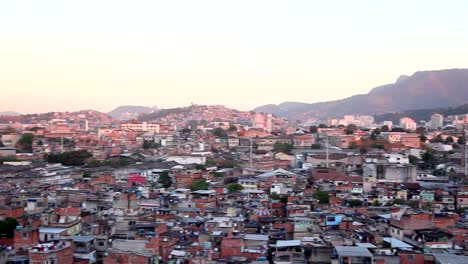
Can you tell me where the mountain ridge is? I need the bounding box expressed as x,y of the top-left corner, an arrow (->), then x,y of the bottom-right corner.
254,68 -> 468,120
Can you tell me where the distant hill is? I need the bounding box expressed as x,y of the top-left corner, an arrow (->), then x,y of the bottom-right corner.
108,105 -> 158,120
374,103 -> 468,124
137,104 -> 288,128
254,69 -> 468,120
0,111 -> 21,116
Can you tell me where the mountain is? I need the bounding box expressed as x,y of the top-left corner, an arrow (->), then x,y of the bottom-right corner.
0,111 -> 21,116
254,69 -> 468,120
374,103 -> 468,124
108,105 -> 159,120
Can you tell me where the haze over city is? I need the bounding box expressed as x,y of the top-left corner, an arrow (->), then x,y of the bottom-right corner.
1,0 -> 468,114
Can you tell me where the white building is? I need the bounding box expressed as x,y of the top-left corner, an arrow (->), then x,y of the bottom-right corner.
121,122 -> 160,133
430,113 -> 444,129
399,117 -> 417,130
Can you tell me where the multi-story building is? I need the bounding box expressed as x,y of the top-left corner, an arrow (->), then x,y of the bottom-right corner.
430,113 -> 444,129
399,117 -> 417,130
121,122 -> 160,133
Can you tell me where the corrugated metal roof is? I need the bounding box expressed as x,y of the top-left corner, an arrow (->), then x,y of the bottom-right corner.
276,240 -> 301,247
244,234 -> 269,241
383,237 -> 413,249
335,246 -> 373,257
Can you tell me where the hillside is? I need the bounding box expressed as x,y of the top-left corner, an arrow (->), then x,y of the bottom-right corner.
374,103 -> 468,124
137,104 -> 288,128
108,105 -> 158,120
254,69 -> 468,120
0,111 -> 21,116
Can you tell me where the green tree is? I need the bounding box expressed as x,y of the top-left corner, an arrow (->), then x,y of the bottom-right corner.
421,150 -> 437,169
419,134 -> 427,142
359,147 -> 368,155
82,171 -> 92,178
158,171 -> 173,188
143,140 -> 160,149
347,200 -> 363,207
457,136 -> 466,145
380,125 -> 389,132
309,125 -> 318,133
189,179 -> 210,191
318,124 -> 328,128
444,136 -> 454,144
312,190 -> 330,204
227,183 -> 244,193
0,218 -> 19,238
273,142 -> 293,153
45,150 -> 92,166
16,133 -> 34,153
0,140 -> 4,147
348,142 -> 357,149
311,144 -> 321,149
228,125 -> 237,132
212,127 -> 227,138
408,155 -> 419,165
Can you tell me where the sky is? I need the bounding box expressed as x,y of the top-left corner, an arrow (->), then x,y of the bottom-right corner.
1,0 -> 468,114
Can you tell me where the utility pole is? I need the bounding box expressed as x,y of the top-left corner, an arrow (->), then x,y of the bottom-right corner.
465,122 -> 467,178
250,138 -> 253,168
325,132 -> 329,168
61,136 -> 64,153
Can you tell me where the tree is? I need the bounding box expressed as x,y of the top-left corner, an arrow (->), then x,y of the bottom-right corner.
311,144 -> 321,149
419,134 -> 427,142
227,183 -> 244,193
348,142 -> 357,149
415,127 -> 426,134
45,150 -> 92,166
158,171 -> 172,188
373,128 -> 381,135
228,125 -> 237,132
16,133 -> 34,153
444,136 -> 454,144
380,125 -> 389,132
318,124 -> 328,128
0,218 -> 19,238
189,179 -> 210,191
309,125 -> 318,133
408,155 -> 419,165
346,124 -> 358,131
430,134 -> 443,143
421,150 -> 437,169
347,200 -> 363,207
82,171 -> 92,178
0,141 -> 4,147
391,127 -> 405,132
273,142 -> 293,153
457,136 -> 466,145
212,127 -> 227,138
359,147 -> 368,155
143,140 -> 160,149
312,190 -> 330,204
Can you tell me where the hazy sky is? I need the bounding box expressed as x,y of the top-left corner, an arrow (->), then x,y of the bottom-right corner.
1,1 -> 467,114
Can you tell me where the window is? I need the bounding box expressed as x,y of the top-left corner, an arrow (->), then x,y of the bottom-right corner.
407,254 -> 414,260
98,241 -> 105,247
22,233 -> 28,240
